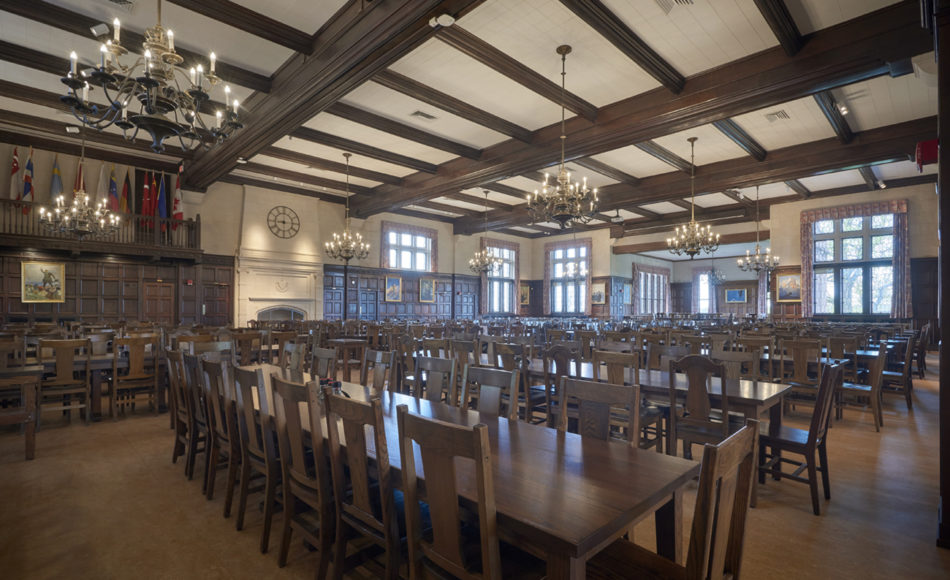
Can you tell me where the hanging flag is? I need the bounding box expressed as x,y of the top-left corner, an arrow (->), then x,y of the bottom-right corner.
172,173 -> 184,229
50,154 -> 64,202
108,166 -> 119,211
140,170 -> 151,227
119,168 -> 131,214
73,158 -> 86,196
157,174 -> 168,231
95,162 -> 109,207
8,146 -> 19,201
20,147 -> 34,214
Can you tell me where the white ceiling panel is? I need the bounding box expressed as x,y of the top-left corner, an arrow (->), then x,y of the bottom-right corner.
730,96 -> 837,151
693,192 -> 737,208
652,124 -> 748,167
230,169 -> 345,197
833,72 -> 938,133
389,38 -> 563,131
799,169 -> 866,191
639,201 -> 684,214
615,208 -> 644,220
786,0 -> 900,35
508,226 -> 542,233
561,164 -> 618,189
405,205 -> 462,217
249,154 -> 379,188
733,182 -> 797,200
303,113 -> 457,166
602,0 -> 777,77
496,176 -> 539,194
271,136 -> 415,178
459,0 -> 661,107
592,145 -> 678,178
459,188 -> 521,206
229,0 -> 346,35
432,197 -> 487,212
340,81 -> 507,150
874,160 -> 937,181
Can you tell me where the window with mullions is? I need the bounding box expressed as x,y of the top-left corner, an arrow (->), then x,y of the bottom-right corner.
383,225 -> 434,272
486,246 -> 516,314
551,245 -> 587,314
638,271 -> 668,314
812,214 -> 894,315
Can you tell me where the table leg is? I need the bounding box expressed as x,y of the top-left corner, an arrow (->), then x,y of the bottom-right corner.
655,490 -> 684,564
91,370 -> 103,420
545,551 -> 585,580
770,398 -> 783,480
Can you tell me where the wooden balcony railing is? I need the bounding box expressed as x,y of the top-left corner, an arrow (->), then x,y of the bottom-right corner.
0,198 -> 202,258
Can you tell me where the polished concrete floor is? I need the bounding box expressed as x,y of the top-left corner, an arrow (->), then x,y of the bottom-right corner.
2,357 -> 950,579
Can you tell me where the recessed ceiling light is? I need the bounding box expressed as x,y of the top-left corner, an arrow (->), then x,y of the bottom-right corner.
235,157 -> 247,164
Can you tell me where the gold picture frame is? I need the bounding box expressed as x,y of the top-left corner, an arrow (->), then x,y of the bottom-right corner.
774,268 -> 802,303
21,261 -> 65,303
520,283 -> 530,306
385,276 -> 402,302
591,282 -> 606,305
419,277 -> 435,303
724,288 -> 747,303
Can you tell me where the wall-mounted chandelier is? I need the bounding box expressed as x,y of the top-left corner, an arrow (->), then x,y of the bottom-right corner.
527,45 -> 598,229
667,137 -> 719,259
325,153 -> 370,263
60,0 -> 242,152
469,190 -> 504,275
39,133 -> 120,240
737,185 -> 779,274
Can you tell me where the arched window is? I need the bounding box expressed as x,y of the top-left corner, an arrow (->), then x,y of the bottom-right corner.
255,306 -> 305,321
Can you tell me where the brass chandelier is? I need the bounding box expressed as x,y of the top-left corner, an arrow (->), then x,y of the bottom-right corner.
527,45 -> 598,229
60,0 -> 242,152
737,185 -> 779,274
469,190 -> 504,275
325,153 -> 370,263
667,137 -> 719,259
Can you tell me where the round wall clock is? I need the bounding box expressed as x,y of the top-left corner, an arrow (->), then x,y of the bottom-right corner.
267,205 -> 300,239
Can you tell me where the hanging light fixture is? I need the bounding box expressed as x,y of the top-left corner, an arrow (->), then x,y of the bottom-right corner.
710,251 -> 727,285
60,0 -> 242,152
39,131 -> 120,240
667,137 -> 720,259
527,45 -> 598,229
469,189 -> 504,275
563,230 -> 588,279
737,185 -> 779,274
325,153 -> 369,263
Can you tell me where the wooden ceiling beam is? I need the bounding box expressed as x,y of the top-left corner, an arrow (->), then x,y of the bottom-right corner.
351,3 -> 931,217
435,25 -> 598,121
752,0 -> 805,56
635,141 -> 692,173
858,165 -> 881,190
667,199 -> 694,211
0,0 -> 271,93
814,90 -> 855,144
607,206 -> 753,238
289,127 -> 438,173
558,0 -> 685,93
483,182 -> 531,202
325,102 -> 481,159
184,0 -> 488,190
444,192 -> 511,210
373,69 -> 534,142
613,230 -> 770,254
166,0 -> 314,54
784,179 -> 811,198
631,206 -> 662,219
572,157 -> 640,185
713,119 -> 767,161
721,189 -> 753,206
416,200 -> 478,217
0,129 -> 181,173
239,162 -> 374,196
260,146 -> 403,185
218,173 -> 342,203
392,208 -> 457,223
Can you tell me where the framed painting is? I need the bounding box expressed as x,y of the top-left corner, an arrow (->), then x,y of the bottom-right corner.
384,276 -> 402,302
776,271 -> 802,303
419,277 -> 435,303
21,261 -> 65,303
623,283 -> 633,305
724,288 -> 747,303
520,283 -> 530,306
591,282 -> 606,305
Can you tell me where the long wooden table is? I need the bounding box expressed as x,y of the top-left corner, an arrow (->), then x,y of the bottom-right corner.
246,363 -> 701,579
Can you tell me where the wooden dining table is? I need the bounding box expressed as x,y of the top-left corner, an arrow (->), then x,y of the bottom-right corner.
245,363 -> 701,579
326,337 -> 367,382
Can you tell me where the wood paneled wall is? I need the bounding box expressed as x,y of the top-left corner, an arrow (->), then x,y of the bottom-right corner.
716,281 -> 759,318
591,276 -> 632,319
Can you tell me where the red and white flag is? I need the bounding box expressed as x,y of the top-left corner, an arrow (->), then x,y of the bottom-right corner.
8,146 -> 19,201
172,174 -> 183,220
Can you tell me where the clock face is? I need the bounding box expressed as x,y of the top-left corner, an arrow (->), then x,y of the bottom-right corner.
267,206 -> 300,239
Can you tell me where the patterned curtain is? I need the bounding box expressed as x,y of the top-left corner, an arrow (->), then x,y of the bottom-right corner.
757,269 -> 768,316
892,212 -> 911,318
631,263 -> 642,315
800,219 -> 813,317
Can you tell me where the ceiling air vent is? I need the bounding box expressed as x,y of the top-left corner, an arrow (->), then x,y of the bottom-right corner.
410,110 -> 437,121
654,0 -> 693,13
764,110 -> 790,122
101,0 -> 135,10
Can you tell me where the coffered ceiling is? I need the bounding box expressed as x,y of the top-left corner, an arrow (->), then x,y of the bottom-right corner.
0,0 -> 938,240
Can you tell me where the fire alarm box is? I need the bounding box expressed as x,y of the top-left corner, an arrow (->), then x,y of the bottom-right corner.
915,139 -> 938,171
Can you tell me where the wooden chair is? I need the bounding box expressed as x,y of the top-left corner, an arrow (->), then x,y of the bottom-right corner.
837,348 -> 885,431
359,349 -> 397,393
395,334 -> 419,394
546,328 -> 567,343
311,346 -> 338,380
575,329 -> 597,361
182,353 -> 211,483
734,336 -> 772,381
758,364 -> 842,515
587,420 -> 759,580
592,349 -> 664,452
271,374 -> 333,576
175,334 -> 214,351
232,331 -> 264,366
232,366 -> 281,553
645,343 -> 690,371
396,404 -> 544,579
557,377 -> 641,446
422,337 -> 450,358
710,350 -> 757,381
778,338 -> 825,409
668,355 -> 741,459
412,356 -> 457,405
167,350 -> 199,472
200,357 -> 238,506
324,393 -> 400,579
881,336 -> 915,410
0,335 -> 26,369
829,335 -> 860,382
278,341 -> 307,373
270,331 -> 297,364
86,332 -> 112,356
913,322 -> 930,379
459,365 -> 519,419
38,338 -> 92,426
109,336 -> 159,419
0,375 -> 39,460
539,344 -> 577,427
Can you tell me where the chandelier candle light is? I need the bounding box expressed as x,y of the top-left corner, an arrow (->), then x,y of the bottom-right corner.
325,153 -> 368,322
737,185 -> 779,274
667,137 -> 720,259
469,190 -> 504,275
60,0 -> 242,152
527,45 -> 598,229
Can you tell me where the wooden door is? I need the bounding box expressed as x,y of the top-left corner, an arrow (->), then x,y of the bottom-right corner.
144,282 -> 174,325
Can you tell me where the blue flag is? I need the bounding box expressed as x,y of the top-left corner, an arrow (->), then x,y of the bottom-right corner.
157,174 -> 167,218
108,167 -> 119,211
50,155 -> 64,200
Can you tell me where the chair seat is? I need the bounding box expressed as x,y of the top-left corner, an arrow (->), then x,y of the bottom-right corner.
758,422 -> 809,448
840,382 -> 872,394
424,521 -> 545,579
587,537 -> 686,580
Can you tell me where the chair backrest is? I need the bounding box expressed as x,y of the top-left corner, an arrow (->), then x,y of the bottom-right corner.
459,365 -> 518,419
201,357 -> 232,444
270,374 -> 331,508
780,339 -> 823,385
897,336 -> 915,381
396,334 -> 418,376
191,340 -> 233,356
311,346 -> 338,380
360,349 -> 396,393
422,338 -> 450,358
413,356 -> 457,404
38,338 -> 91,384
575,330 -> 597,360
278,341 -> 307,373
271,331 -> 297,362
493,342 -> 523,372
685,419 -> 759,580
182,353 -> 208,425
232,366 -> 277,464
648,344 -> 690,371
166,349 -> 190,421
709,351 -> 756,381
0,336 -> 26,369
86,332 -> 112,355
396,405 -> 501,579
451,339 -> 478,371
324,392 -> 397,547
546,328 -> 566,343
114,336 -> 157,380
176,334 -> 214,350
557,377 -> 640,446
592,350 -> 639,386
232,332 -> 263,366
809,364 -> 843,448
669,355 -> 730,439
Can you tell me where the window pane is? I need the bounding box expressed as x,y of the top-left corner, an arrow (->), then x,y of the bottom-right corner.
579,283 -> 586,310
566,248 -> 576,259
871,235 -> 893,259
554,284 -> 563,313
872,214 -> 893,229
841,217 -> 863,232
554,249 -> 563,259
389,249 -> 396,267
814,240 -> 834,262
813,269 -> 835,314
400,250 -> 411,268
415,235 -> 426,248
491,281 -> 499,312
814,220 -> 834,235
416,252 -> 426,270
871,266 -> 893,314
401,233 -> 412,246
842,237 -> 863,261
388,232 -> 397,244
579,247 -> 587,257
554,263 -> 564,278
566,284 -> 576,313
841,267 -> 864,314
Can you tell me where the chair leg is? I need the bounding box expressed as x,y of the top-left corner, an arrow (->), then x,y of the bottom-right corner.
818,442 -> 831,501
184,428 -> 198,480
223,455 -> 240,518
316,527 -> 333,580
235,462 -> 251,531
277,494 -> 293,565
260,474 -> 278,554
806,454 -> 821,515
205,444 -> 219,499
331,524 -> 348,580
